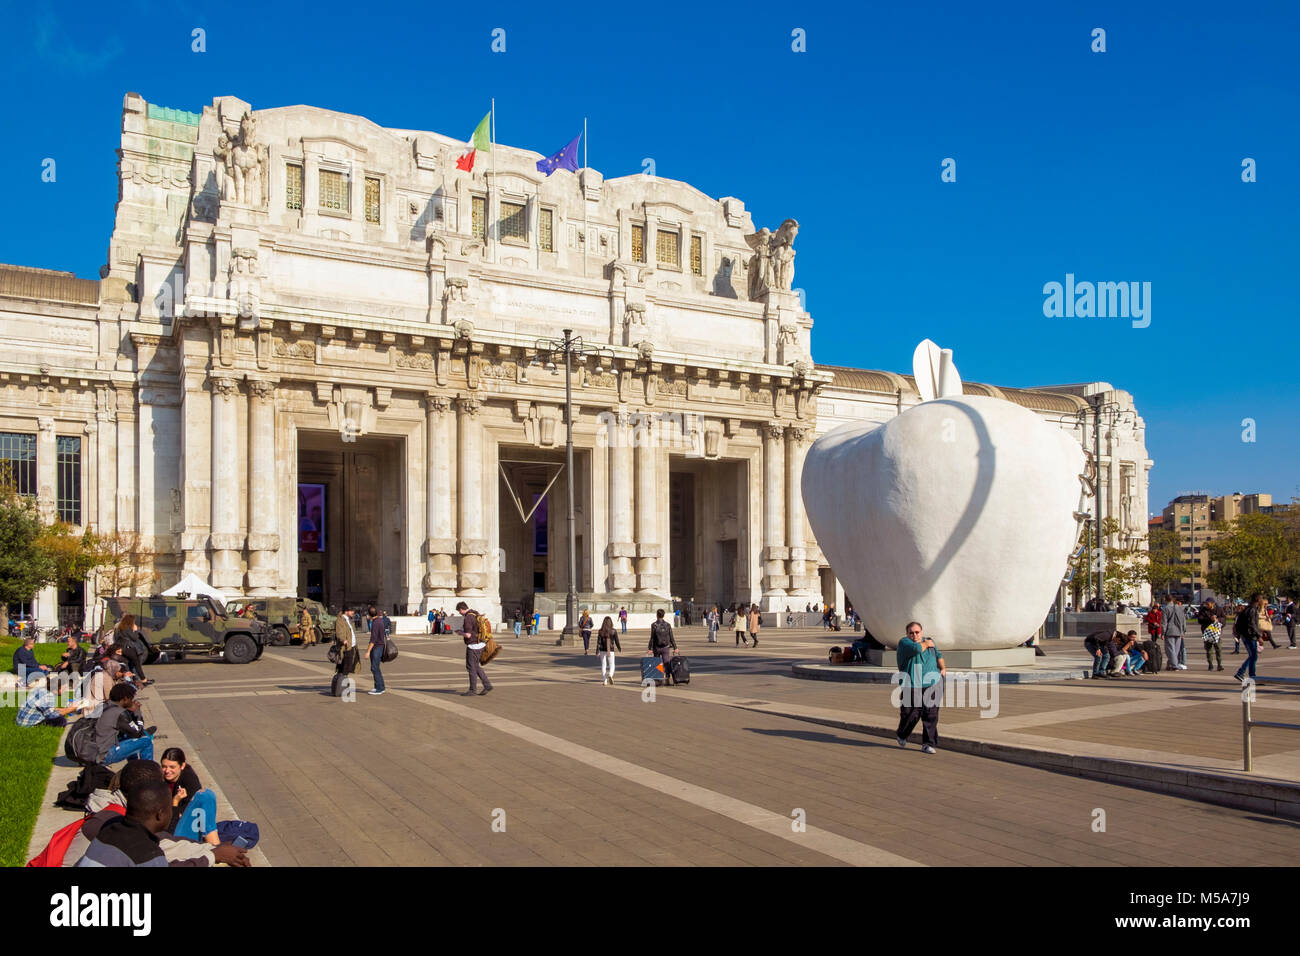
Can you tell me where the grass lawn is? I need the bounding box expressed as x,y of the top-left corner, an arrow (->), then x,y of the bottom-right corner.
0,638 -> 70,867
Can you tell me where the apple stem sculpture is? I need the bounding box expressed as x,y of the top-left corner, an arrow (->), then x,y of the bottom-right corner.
801,340 -> 1084,651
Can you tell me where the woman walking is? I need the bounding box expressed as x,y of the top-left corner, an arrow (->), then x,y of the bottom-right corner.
747,603 -> 761,649
595,616 -> 621,685
734,602 -> 749,647
706,606 -> 720,643
579,608 -> 593,654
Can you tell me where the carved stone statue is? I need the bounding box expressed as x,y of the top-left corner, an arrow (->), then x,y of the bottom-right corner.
743,219 -> 799,299
214,132 -> 235,201
224,113 -> 268,206
744,227 -> 773,299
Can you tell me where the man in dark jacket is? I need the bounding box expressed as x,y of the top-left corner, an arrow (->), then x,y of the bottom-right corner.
1283,599 -> 1297,649
74,779 -> 173,867
364,605 -> 387,696
86,683 -> 155,765
55,634 -> 86,676
1162,598 -> 1188,671
1084,629 -> 1118,678
457,601 -> 493,697
647,609 -> 677,685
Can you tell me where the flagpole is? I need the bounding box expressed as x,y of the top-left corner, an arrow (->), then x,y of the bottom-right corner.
582,116 -> 588,278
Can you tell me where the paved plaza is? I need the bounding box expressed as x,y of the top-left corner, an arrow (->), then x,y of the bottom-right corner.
111,626 -> 1300,867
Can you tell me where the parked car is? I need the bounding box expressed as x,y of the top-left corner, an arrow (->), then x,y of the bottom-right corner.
100,595 -> 272,664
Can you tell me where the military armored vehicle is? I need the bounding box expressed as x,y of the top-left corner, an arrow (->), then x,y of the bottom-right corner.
225,597 -> 333,646
100,594 -> 271,664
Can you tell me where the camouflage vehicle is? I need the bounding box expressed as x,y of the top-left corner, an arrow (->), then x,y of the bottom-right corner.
225,597 -> 333,647
100,594 -> 271,665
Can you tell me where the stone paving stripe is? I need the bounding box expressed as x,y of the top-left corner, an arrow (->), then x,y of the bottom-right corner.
263,654 -> 923,867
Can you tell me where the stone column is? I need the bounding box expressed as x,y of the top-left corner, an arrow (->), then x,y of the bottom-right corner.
456,395 -> 488,593
209,375 -> 243,589
634,415 -> 661,591
424,393 -> 457,603
245,378 -> 279,590
785,426 -> 810,595
607,407 -> 636,590
761,422 -> 789,603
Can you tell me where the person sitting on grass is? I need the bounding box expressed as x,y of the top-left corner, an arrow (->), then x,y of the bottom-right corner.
14,671 -> 82,727
11,635 -> 51,682
55,633 -> 87,676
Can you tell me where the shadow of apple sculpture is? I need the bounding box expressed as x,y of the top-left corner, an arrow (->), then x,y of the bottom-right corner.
802,341 -> 1084,650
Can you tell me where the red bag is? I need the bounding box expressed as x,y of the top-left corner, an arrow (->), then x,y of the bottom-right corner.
26,804 -> 125,867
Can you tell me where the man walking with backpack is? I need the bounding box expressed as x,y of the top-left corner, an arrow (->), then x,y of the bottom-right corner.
458,601 -> 493,697
364,604 -> 387,696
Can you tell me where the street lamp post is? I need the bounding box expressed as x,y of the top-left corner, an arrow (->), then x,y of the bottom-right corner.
532,329 -> 615,646
1077,397 -> 1122,608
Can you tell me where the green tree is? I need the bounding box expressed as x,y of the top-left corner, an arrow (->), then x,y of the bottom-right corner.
1206,512 -> 1293,597
1145,526 -> 1192,601
1208,557 -> 1253,604
0,483 -> 58,636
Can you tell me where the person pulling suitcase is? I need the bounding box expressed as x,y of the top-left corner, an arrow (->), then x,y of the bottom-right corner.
648,609 -> 677,686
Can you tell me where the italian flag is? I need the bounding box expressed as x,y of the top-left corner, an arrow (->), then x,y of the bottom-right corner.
456,111 -> 491,171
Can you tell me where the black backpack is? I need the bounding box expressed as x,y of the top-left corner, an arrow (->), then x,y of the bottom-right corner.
63,715 -> 99,765
650,620 -> 671,648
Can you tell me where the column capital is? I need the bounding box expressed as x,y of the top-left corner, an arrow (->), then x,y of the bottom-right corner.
209,375 -> 239,397
455,394 -> 482,417
426,392 -> 452,415
785,425 -> 810,444
761,422 -> 785,441
247,377 -> 277,399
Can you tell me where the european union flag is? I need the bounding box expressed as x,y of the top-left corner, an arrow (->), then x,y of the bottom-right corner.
536,133 -> 581,176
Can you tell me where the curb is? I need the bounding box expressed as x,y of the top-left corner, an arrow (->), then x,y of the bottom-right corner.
730,704 -> 1300,821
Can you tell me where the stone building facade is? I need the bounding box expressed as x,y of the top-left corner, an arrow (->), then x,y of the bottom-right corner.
0,93 -> 1152,627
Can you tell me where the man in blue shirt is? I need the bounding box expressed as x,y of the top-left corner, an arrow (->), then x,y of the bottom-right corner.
895,621 -> 946,754
11,635 -> 51,682
14,673 -> 82,728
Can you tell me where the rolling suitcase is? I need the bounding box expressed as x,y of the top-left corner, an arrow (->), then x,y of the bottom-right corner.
669,655 -> 690,685
641,656 -> 666,685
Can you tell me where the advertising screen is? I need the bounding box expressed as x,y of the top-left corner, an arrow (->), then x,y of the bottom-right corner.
298,483 -> 325,552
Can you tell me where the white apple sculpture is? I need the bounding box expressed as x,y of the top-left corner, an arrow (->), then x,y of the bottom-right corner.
802,341 -> 1084,650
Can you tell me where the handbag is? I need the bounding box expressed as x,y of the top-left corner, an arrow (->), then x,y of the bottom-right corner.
327,643 -> 341,665
480,634 -> 501,664
381,636 -> 399,663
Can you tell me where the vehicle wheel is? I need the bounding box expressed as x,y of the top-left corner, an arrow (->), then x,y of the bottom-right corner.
224,634 -> 257,665
271,625 -> 292,647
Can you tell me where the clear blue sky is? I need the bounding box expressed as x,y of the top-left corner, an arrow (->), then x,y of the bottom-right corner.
2,0 -> 1296,512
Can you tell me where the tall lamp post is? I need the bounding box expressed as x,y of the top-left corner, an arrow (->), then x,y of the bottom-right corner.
532,329 -> 615,645
1076,397 -> 1122,607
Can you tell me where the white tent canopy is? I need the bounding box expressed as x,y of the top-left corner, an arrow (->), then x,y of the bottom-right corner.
160,573 -> 230,611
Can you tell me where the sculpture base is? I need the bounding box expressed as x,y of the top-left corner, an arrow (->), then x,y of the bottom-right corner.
865,647 -> 1036,668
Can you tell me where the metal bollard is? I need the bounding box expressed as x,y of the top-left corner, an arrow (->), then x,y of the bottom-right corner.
1243,697 -> 1252,772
